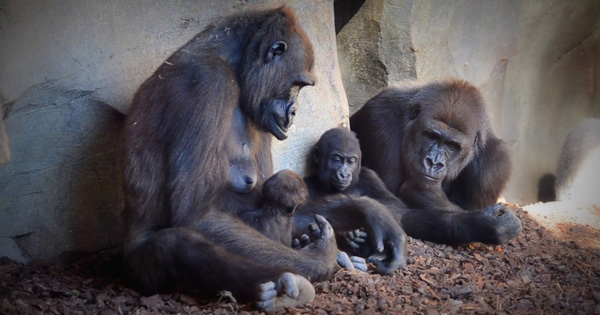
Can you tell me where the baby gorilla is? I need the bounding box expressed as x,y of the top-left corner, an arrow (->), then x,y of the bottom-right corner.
240,169 -> 308,246
241,169 -> 368,272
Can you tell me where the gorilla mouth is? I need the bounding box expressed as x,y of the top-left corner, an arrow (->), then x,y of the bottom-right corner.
331,179 -> 351,191
271,101 -> 297,141
421,174 -> 442,182
271,114 -> 289,141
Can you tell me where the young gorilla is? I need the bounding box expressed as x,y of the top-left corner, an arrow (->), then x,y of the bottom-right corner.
298,128 -> 408,274
350,79 -> 522,244
239,169 -> 307,247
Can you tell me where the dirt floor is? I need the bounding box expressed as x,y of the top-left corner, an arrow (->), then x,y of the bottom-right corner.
1,206 -> 600,314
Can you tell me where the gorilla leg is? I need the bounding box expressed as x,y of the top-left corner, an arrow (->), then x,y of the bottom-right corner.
197,212 -> 338,281
125,213 -> 337,309
124,228 -> 287,303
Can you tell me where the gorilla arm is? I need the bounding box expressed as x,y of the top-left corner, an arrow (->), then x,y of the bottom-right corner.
359,168 -> 520,245
444,136 -> 512,210
294,195 -> 406,274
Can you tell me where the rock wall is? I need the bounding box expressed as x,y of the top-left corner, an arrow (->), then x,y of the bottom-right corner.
0,0 -> 347,263
337,0 -> 600,204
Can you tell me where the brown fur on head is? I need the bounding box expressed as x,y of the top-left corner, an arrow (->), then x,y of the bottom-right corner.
262,169 -> 308,214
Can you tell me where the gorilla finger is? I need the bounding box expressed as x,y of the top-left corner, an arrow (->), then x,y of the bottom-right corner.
308,222 -> 318,233
366,226 -> 385,252
300,234 -> 310,245
347,241 -> 360,249
357,230 -> 368,238
350,256 -> 368,272
257,281 -> 277,300
336,251 -> 354,270
352,236 -> 366,243
369,236 -> 383,253
314,214 -> 333,238
292,238 -> 301,249
314,214 -> 328,225
351,256 -> 366,263
278,272 -> 299,298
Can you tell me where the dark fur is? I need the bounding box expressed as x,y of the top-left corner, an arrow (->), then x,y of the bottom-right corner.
297,128 -> 407,274
240,169 -> 308,246
350,79 -> 522,244
122,6 -> 337,305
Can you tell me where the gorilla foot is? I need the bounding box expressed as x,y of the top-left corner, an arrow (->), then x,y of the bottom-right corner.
336,251 -> 368,272
255,272 -> 315,311
293,214 -> 335,252
484,203 -> 523,244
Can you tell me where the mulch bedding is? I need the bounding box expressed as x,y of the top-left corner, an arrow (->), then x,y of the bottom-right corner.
1,206 -> 599,314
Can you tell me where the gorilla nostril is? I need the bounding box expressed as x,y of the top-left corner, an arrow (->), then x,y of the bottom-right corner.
245,176 -> 255,185
425,157 -> 434,168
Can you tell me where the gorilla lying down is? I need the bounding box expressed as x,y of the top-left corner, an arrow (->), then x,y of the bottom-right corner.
349,79 -> 522,245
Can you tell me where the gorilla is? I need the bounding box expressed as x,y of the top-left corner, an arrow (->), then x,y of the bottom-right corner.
296,128 -> 407,274
240,169 -> 308,247
122,6 -> 404,310
349,79 -> 522,245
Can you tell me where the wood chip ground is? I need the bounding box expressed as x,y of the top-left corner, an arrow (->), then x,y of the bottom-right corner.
2,206 -> 599,314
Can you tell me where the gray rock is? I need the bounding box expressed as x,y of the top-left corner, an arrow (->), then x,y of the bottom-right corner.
0,84 -> 124,263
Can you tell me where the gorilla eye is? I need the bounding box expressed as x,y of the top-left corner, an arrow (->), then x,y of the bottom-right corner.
265,41 -> 288,63
409,104 -> 421,120
448,141 -> 461,153
423,130 -> 439,141
348,157 -> 358,164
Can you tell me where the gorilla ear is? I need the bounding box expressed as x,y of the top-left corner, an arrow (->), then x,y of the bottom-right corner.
409,104 -> 421,120
266,41 -> 287,62
311,147 -> 320,165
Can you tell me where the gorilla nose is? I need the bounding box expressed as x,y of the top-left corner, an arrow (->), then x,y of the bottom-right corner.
425,156 -> 445,172
337,172 -> 350,181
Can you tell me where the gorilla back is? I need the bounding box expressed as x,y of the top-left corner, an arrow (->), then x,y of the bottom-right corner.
122,6 -> 336,311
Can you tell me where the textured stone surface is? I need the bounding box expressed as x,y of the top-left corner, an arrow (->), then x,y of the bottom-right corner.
0,85 -> 124,263
0,103 -> 9,165
0,0 -> 347,262
337,0 -> 600,204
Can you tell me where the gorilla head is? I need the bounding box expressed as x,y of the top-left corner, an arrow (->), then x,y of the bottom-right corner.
239,7 -> 317,140
312,128 -> 361,192
401,80 -> 490,189
262,169 -> 309,215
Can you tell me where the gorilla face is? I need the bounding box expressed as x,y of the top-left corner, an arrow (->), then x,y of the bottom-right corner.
402,86 -> 483,189
240,14 -> 316,140
324,150 -> 359,192
314,128 -> 362,193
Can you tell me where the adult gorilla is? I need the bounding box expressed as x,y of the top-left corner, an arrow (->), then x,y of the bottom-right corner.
350,79 -> 522,245
122,6 -> 402,310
